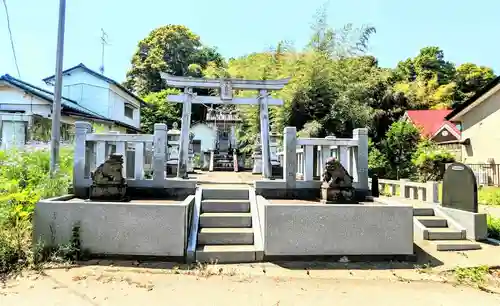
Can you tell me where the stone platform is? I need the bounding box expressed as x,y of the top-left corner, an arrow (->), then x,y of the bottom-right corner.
192,171 -> 261,185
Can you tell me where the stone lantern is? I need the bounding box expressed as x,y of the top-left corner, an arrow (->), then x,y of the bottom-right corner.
269,124 -> 282,176
187,131 -> 195,173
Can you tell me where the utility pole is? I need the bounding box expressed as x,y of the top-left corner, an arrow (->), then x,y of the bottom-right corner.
49,0 -> 66,175
100,28 -> 109,74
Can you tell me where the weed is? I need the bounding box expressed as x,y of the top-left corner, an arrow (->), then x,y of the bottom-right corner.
453,266 -> 490,286
0,147 -> 73,273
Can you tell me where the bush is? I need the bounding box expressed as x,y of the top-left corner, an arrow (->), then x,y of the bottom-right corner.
0,147 -> 73,273
487,215 -> 500,239
412,140 -> 455,182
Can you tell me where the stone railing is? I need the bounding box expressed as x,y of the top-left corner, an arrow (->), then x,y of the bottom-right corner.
74,122 -> 186,192
278,127 -> 369,190
368,178 -> 439,204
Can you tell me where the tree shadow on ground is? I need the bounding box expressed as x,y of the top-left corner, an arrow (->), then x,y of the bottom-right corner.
268,245 -> 444,270
37,244 -> 443,272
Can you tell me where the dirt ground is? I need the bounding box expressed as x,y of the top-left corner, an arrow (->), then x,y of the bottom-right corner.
2,262 -> 500,306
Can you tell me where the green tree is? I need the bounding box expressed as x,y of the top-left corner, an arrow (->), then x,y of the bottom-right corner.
378,121 -> 420,179
124,25 -> 223,96
140,89 -> 180,134
454,63 -> 496,104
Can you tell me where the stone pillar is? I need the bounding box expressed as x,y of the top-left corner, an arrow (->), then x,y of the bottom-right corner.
209,150 -> 214,172
252,136 -> 262,174
353,128 -> 369,191
426,181 -> 439,204
322,136 -> 335,178
74,121 -> 92,197
153,123 -> 167,186
177,87 -> 193,179
231,125 -> 236,148
400,179 -> 410,198
258,89 -> 271,179
283,127 -> 297,189
303,145 -> 314,181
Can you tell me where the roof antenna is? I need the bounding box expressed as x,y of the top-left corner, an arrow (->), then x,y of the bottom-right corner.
100,28 -> 109,75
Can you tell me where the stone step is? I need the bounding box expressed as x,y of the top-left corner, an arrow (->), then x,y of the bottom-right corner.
413,207 -> 435,216
212,167 -> 235,172
196,245 -> 257,263
434,240 -> 482,251
201,199 -> 250,213
427,228 -> 463,240
200,212 -> 252,228
202,189 -> 249,200
416,216 -> 447,228
198,227 -> 254,245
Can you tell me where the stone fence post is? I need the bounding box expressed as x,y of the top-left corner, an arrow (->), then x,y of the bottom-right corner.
153,123 -> 167,186
426,181 -> 439,204
74,121 -> 92,197
353,128 -> 369,191
283,127 -> 297,189
399,179 -> 410,198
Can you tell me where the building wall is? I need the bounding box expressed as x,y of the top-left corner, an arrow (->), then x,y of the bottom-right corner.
54,68 -> 141,129
191,123 -> 216,152
108,84 -> 140,129
0,85 -> 116,149
460,89 -> 500,163
0,85 -> 52,117
56,68 -> 111,117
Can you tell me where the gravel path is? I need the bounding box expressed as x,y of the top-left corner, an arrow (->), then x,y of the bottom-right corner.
2,266 -> 499,306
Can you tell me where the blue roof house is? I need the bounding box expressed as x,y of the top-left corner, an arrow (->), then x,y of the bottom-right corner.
0,64 -> 145,150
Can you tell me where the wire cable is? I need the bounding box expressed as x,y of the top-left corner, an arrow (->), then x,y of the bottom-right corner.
2,0 -> 21,78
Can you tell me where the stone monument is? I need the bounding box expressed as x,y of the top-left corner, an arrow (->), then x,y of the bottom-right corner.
89,153 -> 128,201
320,157 -> 355,204
442,162 -> 478,213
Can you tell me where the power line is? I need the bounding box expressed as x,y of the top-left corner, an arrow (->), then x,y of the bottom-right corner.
2,0 -> 21,78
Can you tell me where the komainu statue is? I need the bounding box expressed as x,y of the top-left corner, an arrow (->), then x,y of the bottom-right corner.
89,153 -> 128,201
321,157 -> 355,204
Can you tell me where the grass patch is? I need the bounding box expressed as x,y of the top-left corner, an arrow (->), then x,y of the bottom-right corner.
453,266 -> 490,286
478,186 -> 500,206
0,147 -> 73,274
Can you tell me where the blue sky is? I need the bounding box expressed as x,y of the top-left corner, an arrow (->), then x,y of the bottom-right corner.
1,0 -> 499,87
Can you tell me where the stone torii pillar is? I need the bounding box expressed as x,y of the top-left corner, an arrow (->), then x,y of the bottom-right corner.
177,87 -> 194,178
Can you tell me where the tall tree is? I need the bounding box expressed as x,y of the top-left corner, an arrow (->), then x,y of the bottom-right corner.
454,63 -> 496,103
124,25 -> 223,96
140,89 -> 180,134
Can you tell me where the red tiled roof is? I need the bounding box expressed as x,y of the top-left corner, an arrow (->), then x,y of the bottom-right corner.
405,110 -> 461,137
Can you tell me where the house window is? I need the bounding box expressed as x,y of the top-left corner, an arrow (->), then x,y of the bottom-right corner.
124,105 -> 134,119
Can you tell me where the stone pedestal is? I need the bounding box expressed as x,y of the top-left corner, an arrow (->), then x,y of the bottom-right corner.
320,183 -> 355,204
202,151 -> 210,171
252,154 -> 262,174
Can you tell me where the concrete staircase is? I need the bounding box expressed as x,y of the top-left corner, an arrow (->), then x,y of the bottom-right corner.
195,188 -> 261,263
414,207 -> 481,251
211,153 -> 235,171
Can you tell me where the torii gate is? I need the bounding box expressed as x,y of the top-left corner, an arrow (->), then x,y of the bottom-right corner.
160,73 -> 290,179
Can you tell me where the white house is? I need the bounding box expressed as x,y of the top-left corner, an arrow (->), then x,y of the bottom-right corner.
0,64 -> 146,150
43,63 -> 145,133
190,122 -> 216,153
